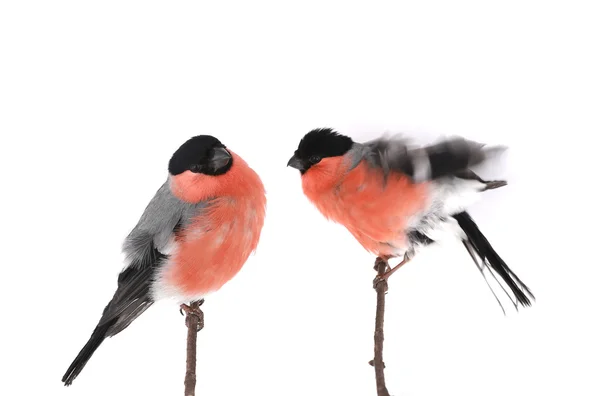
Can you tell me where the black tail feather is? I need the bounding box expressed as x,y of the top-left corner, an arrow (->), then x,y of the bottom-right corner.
462,240 -> 509,315
61,319 -> 115,386
62,258 -> 156,386
454,211 -> 535,308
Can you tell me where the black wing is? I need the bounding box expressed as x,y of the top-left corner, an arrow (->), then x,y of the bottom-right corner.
364,135 -> 504,183
61,247 -> 169,386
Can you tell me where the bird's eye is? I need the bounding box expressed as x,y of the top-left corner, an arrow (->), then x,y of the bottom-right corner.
309,155 -> 322,164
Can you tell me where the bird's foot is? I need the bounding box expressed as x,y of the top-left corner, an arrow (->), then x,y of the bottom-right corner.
373,254 -> 411,289
373,255 -> 391,271
373,257 -> 390,292
180,299 -> 205,332
179,299 -> 205,315
373,275 -> 389,292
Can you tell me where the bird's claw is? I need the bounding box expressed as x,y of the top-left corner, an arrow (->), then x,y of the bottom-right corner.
373,256 -> 390,271
180,299 -> 205,313
373,275 -> 389,292
180,300 -> 205,332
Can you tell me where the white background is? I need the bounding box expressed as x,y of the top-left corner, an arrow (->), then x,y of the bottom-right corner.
1,1 -> 599,395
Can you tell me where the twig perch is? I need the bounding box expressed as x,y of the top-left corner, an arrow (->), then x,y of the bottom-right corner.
181,299 -> 205,396
371,257 -> 391,396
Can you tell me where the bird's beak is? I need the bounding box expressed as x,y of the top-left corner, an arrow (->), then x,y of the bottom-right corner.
211,147 -> 232,169
287,155 -> 305,171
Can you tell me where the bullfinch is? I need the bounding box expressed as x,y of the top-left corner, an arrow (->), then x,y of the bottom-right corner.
62,135 -> 266,386
287,128 -> 534,312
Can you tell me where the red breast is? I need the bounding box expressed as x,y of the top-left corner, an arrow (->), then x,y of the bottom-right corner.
165,152 -> 266,297
302,156 -> 429,256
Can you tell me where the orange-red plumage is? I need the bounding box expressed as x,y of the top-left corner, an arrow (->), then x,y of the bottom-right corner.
301,156 -> 428,256
166,152 -> 266,297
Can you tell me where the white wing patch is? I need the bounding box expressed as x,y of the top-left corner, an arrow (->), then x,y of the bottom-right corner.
406,176 -> 486,251
430,177 -> 485,216
411,147 -> 432,183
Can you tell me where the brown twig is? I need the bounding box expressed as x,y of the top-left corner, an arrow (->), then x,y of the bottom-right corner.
181,300 -> 205,396
371,257 -> 391,396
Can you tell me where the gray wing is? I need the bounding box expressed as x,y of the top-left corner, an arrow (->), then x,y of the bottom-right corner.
359,135 -> 504,183
99,180 -> 204,333
122,181 -> 189,269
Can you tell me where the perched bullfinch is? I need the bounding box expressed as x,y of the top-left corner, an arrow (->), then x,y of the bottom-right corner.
287,128 -> 534,312
62,135 -> 266,386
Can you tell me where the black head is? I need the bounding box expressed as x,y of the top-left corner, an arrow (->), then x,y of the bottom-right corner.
287,128 -> 354,174
169,135 -> 233,176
